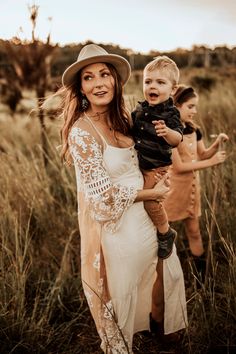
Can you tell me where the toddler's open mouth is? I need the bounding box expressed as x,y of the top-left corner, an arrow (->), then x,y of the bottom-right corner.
149,93 -> 159,98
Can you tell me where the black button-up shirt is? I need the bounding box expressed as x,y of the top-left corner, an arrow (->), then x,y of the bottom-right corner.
131,98 -> 183,170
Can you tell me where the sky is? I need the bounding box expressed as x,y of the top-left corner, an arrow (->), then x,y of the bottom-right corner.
0,0 -> 236,53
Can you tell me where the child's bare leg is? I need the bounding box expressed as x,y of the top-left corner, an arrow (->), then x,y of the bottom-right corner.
185,217 -> 206,282
184,217 -> 204,256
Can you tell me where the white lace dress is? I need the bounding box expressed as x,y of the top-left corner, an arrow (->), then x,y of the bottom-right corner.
68,119 -> 187,354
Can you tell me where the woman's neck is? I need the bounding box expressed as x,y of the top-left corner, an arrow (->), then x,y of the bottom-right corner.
85,108 -> 110,123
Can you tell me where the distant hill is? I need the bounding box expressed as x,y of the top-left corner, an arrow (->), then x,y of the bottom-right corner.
50,41 -> 236,76
0,39 -> 236,80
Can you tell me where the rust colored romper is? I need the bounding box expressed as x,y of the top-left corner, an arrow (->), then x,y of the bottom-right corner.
164,131 -> 201,222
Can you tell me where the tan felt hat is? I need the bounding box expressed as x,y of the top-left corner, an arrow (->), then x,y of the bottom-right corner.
62,44 -> 131,87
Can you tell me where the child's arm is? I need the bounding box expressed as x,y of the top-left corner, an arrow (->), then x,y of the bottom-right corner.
171,147 -> 227,173
197,133 -> 229,159
152,120 -> 182,146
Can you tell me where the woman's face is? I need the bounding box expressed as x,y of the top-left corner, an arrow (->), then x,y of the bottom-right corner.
80,63 -> 115,110
177,96 -> 199,123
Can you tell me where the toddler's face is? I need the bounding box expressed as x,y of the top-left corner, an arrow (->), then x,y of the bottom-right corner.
143,68 -> 175,106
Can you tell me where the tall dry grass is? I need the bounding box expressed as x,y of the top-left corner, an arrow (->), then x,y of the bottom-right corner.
0,115 -> 100,353
0,68 -> 236,353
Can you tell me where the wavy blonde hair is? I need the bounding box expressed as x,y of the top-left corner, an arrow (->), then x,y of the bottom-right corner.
144,55 -> 179,85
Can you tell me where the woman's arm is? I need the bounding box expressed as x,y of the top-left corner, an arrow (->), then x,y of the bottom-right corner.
69,124 -> 168,232
171,147 -> 227,174
197,133 -> 229,160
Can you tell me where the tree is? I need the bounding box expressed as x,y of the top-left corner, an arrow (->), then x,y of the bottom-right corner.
0,4 -> 57,166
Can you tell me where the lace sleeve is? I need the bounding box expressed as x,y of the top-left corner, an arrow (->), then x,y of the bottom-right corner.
68,126 -> 137,233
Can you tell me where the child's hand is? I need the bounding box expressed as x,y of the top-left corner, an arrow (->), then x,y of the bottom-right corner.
218,133 -> 229,141
216,133 -> 229,151
210,151 -> 227,166
152,120 -> 169,137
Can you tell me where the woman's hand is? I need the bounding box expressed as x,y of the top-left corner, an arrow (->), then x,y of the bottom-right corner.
153,169 -> 168,183
153,174 -> 170,201
135,174 -> 170,203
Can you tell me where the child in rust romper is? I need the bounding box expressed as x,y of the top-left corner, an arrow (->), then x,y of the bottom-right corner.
164,85 -> 228,279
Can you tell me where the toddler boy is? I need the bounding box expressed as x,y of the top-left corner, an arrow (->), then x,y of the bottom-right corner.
132,56 -> 183,259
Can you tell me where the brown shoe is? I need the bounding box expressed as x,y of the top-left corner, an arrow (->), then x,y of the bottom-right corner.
157,227 -> 177,259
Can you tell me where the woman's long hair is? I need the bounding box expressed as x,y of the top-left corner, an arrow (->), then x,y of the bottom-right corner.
60,63 -> 130,162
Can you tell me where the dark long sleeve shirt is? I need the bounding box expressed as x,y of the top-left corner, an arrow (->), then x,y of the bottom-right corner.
131,98 -> 183,170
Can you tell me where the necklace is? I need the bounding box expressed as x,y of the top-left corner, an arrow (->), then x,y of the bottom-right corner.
87,109 -> 109,119
84,111 -> 113,131
83,112 -> 133,147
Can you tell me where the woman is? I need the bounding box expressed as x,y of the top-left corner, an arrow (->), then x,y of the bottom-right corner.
60,44 -> 187,353
164,85 -> 228,277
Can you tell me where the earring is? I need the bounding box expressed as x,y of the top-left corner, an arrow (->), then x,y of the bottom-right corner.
81,95 -> 89,111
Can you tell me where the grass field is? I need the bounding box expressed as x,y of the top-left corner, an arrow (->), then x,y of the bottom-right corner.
0,68 -> 236,353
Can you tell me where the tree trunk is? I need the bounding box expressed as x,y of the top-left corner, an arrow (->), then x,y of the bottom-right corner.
37,88 -> 48,167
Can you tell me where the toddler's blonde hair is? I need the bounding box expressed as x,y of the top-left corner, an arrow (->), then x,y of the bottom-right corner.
144,55 -> 179,85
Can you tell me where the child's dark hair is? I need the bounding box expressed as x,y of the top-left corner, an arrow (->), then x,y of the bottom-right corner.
173,85 -> 197,106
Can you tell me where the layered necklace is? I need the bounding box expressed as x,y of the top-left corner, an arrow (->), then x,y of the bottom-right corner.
84,110 -> 113,131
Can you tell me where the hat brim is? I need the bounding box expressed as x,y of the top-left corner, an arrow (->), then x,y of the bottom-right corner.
62,54 -> 131,87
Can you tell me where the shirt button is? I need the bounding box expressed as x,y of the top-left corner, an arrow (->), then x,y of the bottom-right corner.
145,113 -> 148,116
137,140 -> 141,143
141,126 -> 144,130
